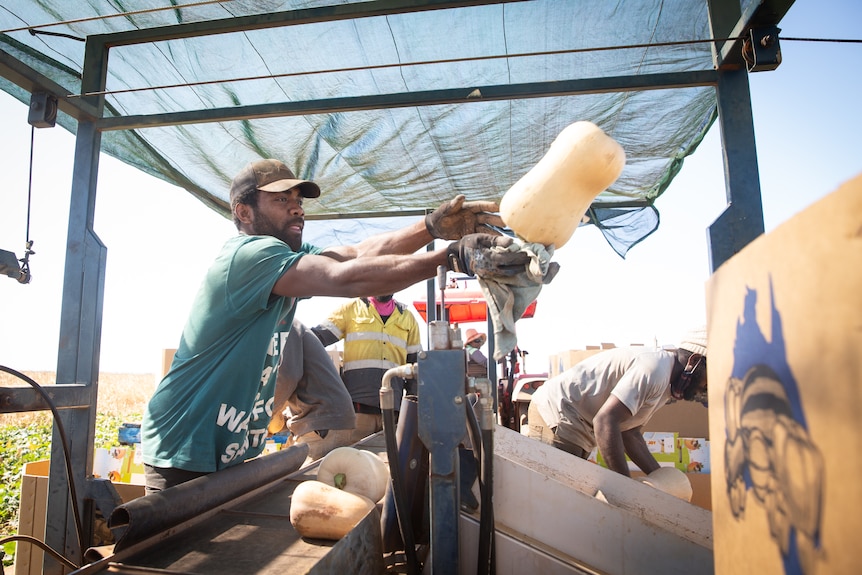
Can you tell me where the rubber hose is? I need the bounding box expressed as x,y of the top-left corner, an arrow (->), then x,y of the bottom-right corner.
477,426 -> 495,575
382,405 -> 420,575
464,395 -> 483,488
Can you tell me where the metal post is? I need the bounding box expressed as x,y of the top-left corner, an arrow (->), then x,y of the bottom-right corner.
44,35 -> 109,574
707,68 -> 765,271
417,350 -> 467,574
486,314 -> 497,415
706,0 -> 767,271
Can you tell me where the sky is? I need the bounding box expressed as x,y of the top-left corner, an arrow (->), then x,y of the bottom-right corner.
0,0 -> 860,376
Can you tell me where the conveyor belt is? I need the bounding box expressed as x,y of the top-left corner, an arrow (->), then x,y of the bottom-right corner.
71,438 -> 390,575
68,428 -> 713,575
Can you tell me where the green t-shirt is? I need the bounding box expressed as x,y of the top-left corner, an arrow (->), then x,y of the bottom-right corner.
142,234 -> 321,472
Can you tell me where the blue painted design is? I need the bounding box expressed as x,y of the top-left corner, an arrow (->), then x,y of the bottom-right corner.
724,275 -> 824,575
731,279 -> 806,427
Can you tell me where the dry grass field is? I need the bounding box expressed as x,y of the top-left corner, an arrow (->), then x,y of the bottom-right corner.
0,371 -> 156,425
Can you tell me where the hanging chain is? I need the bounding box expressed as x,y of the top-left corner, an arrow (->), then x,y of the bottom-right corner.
17,125 -> 37,284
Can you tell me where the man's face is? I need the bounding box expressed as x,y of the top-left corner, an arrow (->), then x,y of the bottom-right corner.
681,354 -> 708,405
672,352 -> 708,405
247,188 -> 305,250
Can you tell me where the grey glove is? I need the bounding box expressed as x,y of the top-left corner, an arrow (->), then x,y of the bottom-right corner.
446,234 -> 530,277
425,194 -> 506,240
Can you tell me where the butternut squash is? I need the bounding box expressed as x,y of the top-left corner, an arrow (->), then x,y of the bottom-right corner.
499,120 -> 626,248
640,467 -> 693,501
289,480 -> 375,540
316,446 -> 390,503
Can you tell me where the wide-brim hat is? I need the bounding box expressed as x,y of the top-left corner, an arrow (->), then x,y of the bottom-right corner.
465,328 -> 486,346
230,159 -> 320,207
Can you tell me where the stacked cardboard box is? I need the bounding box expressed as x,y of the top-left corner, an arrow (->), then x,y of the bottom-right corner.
548,343 -> 649,378
643,400 -> 711,510
590,431 -> 680,471
547,348 -> 602,378
677,437 -> 710,473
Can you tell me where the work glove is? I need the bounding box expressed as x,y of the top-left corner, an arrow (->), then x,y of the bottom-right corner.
446,234 -> 530,277
425,194 -> 506,240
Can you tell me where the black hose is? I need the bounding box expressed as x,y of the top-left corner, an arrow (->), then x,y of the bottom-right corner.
464,394 -> 482,486
0,535 -> 79,571
0,365 -> 85,560
382,404 -> 420,575
476,426 -> 495,575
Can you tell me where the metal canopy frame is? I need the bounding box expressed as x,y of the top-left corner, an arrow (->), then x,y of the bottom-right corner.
0,1 -> 794,572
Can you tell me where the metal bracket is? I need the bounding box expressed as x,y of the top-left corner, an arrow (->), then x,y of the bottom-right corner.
742,26 -> 782,72
28,91 -> 58,128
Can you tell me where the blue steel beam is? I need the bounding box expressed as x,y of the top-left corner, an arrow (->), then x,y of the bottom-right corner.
43,34 -> 110,574
705,0 -> 789,270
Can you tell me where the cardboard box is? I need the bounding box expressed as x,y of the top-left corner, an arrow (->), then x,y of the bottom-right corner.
92,446 -> 126,481
547,349 -> 602,378
687,473 -> 712,511
644,431 -> 678,460
592,432 -> 679,471
119,444 -> 146,484
262,434 -> 289,455
677,437 -> 710,473
588,432 -> 712,510
91,444 -> 145,484
643,399 -> 709,438
706,174 -> 862,575
16,460 -> 145,575
547,344 -> 649,379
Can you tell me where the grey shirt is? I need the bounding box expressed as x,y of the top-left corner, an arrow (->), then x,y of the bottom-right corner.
270,319 -> 356,437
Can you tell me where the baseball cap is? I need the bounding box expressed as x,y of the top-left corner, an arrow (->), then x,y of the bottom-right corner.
678,326 -> 707,356
229,159 -> 320,207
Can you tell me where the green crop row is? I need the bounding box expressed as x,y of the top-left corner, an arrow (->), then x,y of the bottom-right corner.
0,412 -> 140,568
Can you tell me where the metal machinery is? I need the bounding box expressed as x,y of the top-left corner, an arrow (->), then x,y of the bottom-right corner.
412,268 -> 498,574
0,1 -> 796,573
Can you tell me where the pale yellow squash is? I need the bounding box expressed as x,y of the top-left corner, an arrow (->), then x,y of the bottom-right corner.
289,480 -> 375,540
316,446 -> 390,503
499,120 -> 626,248
640,467 -> 693,501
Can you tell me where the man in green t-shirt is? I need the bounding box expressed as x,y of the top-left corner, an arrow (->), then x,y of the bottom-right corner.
142,158 -> 528,493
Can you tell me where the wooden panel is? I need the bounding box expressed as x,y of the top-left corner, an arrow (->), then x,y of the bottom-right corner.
706,173 -> 862,575
15,461 -> 50,575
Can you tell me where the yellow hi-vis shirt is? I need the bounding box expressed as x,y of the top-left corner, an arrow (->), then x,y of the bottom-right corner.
313,298 -> 422,409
